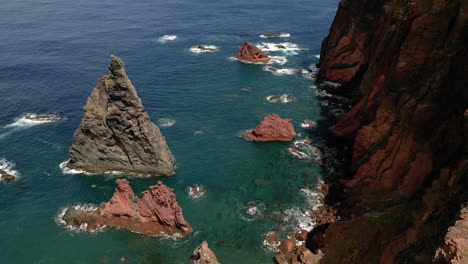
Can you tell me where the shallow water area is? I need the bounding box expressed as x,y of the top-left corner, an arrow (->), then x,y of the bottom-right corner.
0,0 -> 339,263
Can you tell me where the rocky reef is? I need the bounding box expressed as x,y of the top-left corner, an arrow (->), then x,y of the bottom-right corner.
61,179 -> 192,237
235,41 -> 270,63
242,114 -> 296,142
0,169 -> 15,182
189,241 -> 219,264
65,55 -> 175,176
279,0 -> 468,263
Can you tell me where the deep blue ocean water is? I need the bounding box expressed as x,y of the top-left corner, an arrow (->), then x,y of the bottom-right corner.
0,0 -> 339,263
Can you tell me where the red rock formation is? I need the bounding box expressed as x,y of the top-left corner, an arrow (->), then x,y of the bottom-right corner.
301,0 -> 468,263
61,179 -> 192,237
242,114 -> 296,142
235,41 -> 270,63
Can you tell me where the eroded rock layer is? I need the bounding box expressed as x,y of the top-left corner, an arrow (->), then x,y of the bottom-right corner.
66,55 -> 175,176
61,179 -> 192,237
300,0 -> 468,263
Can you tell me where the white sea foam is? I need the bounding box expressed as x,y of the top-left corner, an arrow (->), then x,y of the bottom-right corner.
0,158 -> 19,181
263,66 -> 309,76
315,54 -> 321,59
259,32 -> 291,38
238,201 -> 266,222
301,120 -> 317,129
229,56 -> 287,65
59,160 -> 123,176
157,118 -> 176,128
190,45 -> 219,53
282,187 -> 323,231
288,139 -> 322,162
256,42 -> 304,55
157,35 -> 177,43
4,113 -> 61,128
266,94 -> 294,103
315,89 -> 333,98
187,185 -> 206,200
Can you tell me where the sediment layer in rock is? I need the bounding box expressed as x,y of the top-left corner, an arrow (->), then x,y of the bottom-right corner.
66,55 -> 175,176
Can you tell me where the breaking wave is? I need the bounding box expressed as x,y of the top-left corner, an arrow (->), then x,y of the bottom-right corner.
190,45 -> 219,53
157,118 -> 176,128
259,32 -> 291,38
157,35 -> 177,43
4,113 -> 61,128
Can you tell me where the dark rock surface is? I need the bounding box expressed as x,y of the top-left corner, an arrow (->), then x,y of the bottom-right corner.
66,55 -> 175,176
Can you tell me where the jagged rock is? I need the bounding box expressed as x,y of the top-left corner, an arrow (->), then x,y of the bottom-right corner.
189,241 -> 219,264
435,207 -> 468,264
242,114 -> 296,142
61,179 -> 192,237
235,41 -> 270,63
66,55 -> 175,176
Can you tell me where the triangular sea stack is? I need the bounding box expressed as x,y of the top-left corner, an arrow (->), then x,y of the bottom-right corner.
66,55 -> 175,176
235,41 -> 270,63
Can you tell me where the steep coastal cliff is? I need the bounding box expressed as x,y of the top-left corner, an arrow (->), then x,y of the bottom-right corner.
305,0 -> 467,263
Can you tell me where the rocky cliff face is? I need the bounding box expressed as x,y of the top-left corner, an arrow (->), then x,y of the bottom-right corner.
66,55 -> 175,176
309,0 -> 467,263
61,179 -> 192,237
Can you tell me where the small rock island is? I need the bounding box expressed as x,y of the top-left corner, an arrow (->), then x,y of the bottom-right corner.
242,114 -> 296,142
61,179 -> 192,237
235,41 -> 270,63
65,55 -> 175,176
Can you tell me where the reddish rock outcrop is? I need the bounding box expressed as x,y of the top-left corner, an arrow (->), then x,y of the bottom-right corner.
242,114 -> 296,142
189,241 -> 219,264
235,41 -> 270,63
305,0 -> 468,263
61,179 -> 192,237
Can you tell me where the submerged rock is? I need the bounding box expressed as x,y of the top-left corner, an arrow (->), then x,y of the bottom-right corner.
262,32 -> 282,38
266,94 -> 294,103
242,114 -> 296,142
66,55 -> 175,176
189,241 -> 219,264
235,41 -> 270,63
21,113 -> 61,123
60,179 -> 192,237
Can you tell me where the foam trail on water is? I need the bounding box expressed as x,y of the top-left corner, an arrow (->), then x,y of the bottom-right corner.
259,33 -> 291,38
157,35 -> 177,43
4,113 -> 61,128
229,56 -> 287,65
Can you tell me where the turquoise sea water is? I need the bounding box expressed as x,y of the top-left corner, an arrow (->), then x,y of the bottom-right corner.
0,0 -> 339,263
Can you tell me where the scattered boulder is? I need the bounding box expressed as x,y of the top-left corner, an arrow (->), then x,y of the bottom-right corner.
264,232 -> 281,250
189,241 -> 219,264
0,169 -> 16,182
242,114 -> 296,142
66,55 -> 175,176
235,41 -> 270,63
61,179 -> 192,237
